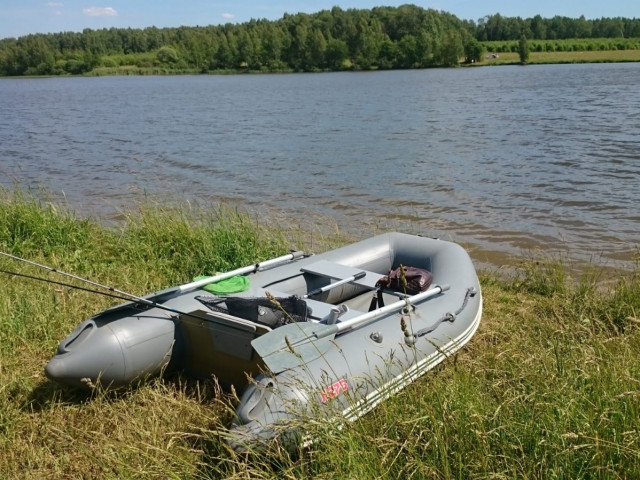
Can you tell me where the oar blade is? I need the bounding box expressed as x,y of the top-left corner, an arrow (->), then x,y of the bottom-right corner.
252,322 -> 337,373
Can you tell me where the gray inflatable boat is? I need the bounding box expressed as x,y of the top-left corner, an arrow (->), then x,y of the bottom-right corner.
45,232 -> 482,450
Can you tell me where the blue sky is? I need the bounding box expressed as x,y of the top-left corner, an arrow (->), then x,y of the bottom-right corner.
2,1 -> 639,40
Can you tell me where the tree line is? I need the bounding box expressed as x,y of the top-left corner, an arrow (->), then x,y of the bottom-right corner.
476,14 -> 640,41
1,5 -> 638,76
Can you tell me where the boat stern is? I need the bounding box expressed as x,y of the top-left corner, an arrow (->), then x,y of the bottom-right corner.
45,311 -> 177,388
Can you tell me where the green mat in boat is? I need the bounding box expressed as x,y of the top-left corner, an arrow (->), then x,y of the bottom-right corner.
192,275 -> 250,294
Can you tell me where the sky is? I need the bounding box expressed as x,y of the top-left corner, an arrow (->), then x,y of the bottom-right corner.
1,0 -> 639,40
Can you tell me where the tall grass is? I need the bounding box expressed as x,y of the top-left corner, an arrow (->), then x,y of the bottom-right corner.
1,188 -> 639,478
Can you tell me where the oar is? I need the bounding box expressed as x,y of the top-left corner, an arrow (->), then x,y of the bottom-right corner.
303,271 -> 366,298
178,251 -> 305,293
252,284 -> 449,373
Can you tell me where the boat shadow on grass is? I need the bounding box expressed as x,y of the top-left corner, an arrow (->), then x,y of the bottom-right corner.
25,371 -> 229,413
26,380 -> 93,410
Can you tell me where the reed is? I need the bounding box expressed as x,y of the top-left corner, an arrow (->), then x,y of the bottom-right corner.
1,188 -> 639,479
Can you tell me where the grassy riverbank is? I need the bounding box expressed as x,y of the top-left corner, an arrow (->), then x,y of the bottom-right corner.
3,49 -> 638,78
1,189 -> 639,478
481,49 -> 640,65
84,49 -> 640,76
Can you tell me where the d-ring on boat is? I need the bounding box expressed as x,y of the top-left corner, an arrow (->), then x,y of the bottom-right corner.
45,232 -> 482,450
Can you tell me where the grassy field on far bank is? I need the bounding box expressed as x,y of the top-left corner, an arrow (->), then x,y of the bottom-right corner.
1,188 -> 639,479
481,49 -> 640,65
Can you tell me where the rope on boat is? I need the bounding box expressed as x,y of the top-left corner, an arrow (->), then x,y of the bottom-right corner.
413,286 -> 478,338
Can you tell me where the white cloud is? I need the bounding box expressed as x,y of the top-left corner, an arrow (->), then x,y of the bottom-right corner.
46,2 -> 64,7
221,13 -> 235,20
83,7 -> 118,17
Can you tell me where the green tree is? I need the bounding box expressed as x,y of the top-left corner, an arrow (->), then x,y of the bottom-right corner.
16,36 -> 55,75
212,34 -> 232,69
325,38 -> 348,69
236,30 -> 256,68
259,24 -> 285,65
305,28 -> 327,69
352,19 -> 382,69
156,46 -> 179,64
464,37 -> 484,63
519,34 -> 530,63
416,31 -> 434,67
529,15 -> 546,39
436,31 -> 463,66
377,38 -> 398,69
397,35 -> 419,68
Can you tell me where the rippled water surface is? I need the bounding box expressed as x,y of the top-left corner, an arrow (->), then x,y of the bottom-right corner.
1,64 -> 639,269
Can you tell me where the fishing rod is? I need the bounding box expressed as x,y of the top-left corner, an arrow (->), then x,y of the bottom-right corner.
0,267 -> 145,304
0,250 -> 305,321
0,264 -> 223,321
0,250 -> 176,310
0,250 -> 304,300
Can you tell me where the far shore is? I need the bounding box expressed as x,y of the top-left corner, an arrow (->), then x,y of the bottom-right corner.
2,49 -> 638,79
88,50 -> 640,76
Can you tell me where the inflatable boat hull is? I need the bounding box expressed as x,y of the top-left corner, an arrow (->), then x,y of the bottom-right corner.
46,233 -> 482,450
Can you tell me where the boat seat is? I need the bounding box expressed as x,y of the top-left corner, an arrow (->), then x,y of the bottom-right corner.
300,260 -> 414,315
300,260 -> 382,290
263,288 -> 365,322
303,298 -> 364,322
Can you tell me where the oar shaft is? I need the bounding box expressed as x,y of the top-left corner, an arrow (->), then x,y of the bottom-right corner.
304,271 -> 366,298
254,283 -> 451,373
178,251 -> 305,292
334,284 -> 450,335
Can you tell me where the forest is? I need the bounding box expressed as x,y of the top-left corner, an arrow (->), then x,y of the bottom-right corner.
1,5 -> 639,76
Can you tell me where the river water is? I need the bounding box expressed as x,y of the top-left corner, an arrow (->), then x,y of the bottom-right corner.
1,63 -> 639,270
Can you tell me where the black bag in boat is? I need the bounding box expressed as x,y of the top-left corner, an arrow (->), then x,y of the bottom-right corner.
376,265 -> 433,295
197,295 -> 311,328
